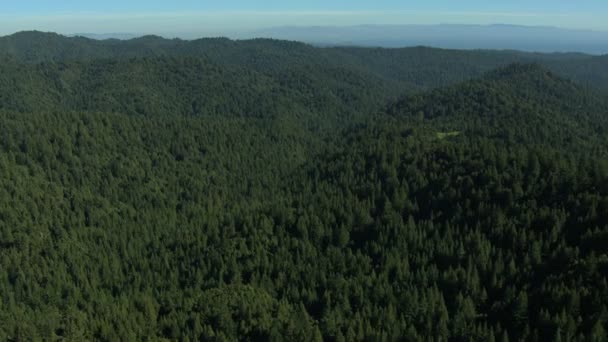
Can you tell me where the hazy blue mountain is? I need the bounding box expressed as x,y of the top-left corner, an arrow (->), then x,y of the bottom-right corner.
251,24 -> 608,54
71,33 -> 139,40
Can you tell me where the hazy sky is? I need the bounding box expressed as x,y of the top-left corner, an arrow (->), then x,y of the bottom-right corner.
1,1 -> 607,36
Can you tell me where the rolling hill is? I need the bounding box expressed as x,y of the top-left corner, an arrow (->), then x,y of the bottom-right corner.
0,31 -> 607,340
1,31 -> 608,92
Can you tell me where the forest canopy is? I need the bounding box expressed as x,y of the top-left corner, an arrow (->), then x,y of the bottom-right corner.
0,32 -> 607,341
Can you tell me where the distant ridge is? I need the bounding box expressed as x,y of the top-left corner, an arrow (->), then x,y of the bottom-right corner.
71,33 -> 139,40
0,30 -> 607,91
252,24 -> 608,54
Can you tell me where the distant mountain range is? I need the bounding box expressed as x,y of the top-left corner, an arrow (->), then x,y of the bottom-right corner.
70,33 -> 139,40
61,24 -> 608,54
1,30 -> 607,93
249,24 -> 608,54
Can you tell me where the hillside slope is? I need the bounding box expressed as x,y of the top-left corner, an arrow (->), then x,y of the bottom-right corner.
1,31 -> 608,91
293,65 -> 608,340
387,63 -> 608,150
0,51 -> 607,340
0,56 -> 396,128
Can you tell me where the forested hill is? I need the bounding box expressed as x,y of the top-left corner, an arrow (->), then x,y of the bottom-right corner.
2,31 -> 608,91
0,56 -> 396,127
0,31 -> 608,341
387,64 -> 608,151
292,64 -> 608,341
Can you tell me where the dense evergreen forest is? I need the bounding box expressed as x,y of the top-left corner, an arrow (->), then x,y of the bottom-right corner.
0,32 -> 607,341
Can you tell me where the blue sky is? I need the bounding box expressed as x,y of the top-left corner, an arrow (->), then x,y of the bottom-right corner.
1,1 -> 607,36
3,1 -> 607,13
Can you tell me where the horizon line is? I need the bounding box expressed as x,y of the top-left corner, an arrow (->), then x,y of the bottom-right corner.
2,22 -> 608,39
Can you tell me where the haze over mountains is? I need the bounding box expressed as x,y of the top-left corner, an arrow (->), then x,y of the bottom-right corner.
48,24 -> 608,55
252,24 -> 608,54
1,29 -> 608,340
70,33 -> 139,40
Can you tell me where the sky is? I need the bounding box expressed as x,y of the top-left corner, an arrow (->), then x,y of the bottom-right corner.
1,1 -> 607,37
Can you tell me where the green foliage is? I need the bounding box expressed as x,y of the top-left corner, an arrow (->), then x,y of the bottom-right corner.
2,31 -> 608,90
0,33 -> 607,340
436,131 -> 460,140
